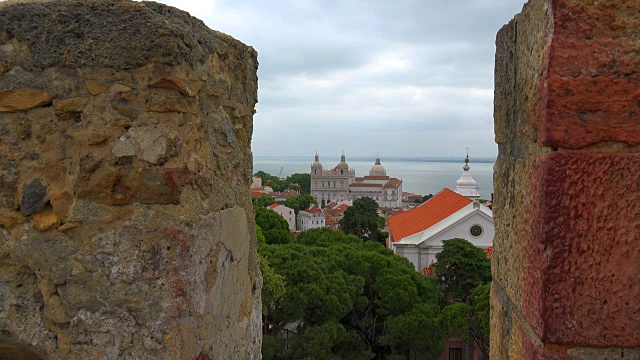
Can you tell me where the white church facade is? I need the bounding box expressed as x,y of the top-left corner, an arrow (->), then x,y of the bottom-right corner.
310,153 -> 403,208
387,156 -> 493,272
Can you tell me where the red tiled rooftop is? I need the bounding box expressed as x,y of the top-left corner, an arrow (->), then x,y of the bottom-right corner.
251,191 -> 263,198
388,188 -> 471,242
303,205 -> 323,214
383,178 -> 402,188
362,175 -> 390,180
349,183 -> 382,188
267,203 -> 280,210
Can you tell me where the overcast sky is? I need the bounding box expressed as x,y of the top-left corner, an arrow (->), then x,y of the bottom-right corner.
134,1 -> 527,158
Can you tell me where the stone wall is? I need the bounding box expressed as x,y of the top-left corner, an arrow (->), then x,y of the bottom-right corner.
0,1 -> 261,359
491,0 -> 640,358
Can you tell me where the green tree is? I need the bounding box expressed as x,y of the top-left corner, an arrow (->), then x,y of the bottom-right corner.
284,194 -> 317,214
254,171 -> 288,191
434,238 -> 491,302
259,228 -> 446,359
253,194 -> 276,207
339,197 -> 385,244
434,238 -> 492,359
437,285 -> 491,360
285,173 -> 311,194
468,283 -> 490,359
259,253 -> 286,316
255,206 -> 293,244
382,303 -> 445,359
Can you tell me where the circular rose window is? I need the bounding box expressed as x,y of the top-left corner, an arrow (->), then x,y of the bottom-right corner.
470,225 -> 483,237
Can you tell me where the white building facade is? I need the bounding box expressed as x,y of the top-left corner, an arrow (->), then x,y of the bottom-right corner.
387,157 -> 493,272
267,203 -> 296,232
310,152 -> 355,207
297,205 -> 325,231
311,153 -> 403,209
389,193 -> 494,271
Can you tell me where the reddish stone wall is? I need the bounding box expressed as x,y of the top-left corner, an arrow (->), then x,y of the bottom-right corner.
492,0 -> 640,358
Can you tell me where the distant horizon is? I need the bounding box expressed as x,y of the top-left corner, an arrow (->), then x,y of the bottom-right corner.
253,154 -> 497,163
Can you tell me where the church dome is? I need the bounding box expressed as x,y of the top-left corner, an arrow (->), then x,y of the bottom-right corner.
369,155 -> 387,176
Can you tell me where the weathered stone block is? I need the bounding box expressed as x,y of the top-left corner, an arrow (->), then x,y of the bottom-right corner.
0,89 -> 53,112
525,153 -> 640,347
0,0 -> 260,358
20,178 -> 47,216
540,0 -> 640,149
493,0 -> 640,356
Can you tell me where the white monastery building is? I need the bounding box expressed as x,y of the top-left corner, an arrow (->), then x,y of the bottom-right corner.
297,204 -> 325,231
311,153 -> 403,209
387,156 -> 493,272
266,203 -> 296,232
310,152 -> 355,206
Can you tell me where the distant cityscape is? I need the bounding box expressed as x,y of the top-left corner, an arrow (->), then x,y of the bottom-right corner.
254,154 -> 496,197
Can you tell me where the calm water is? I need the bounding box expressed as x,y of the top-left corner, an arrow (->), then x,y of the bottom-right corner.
253,156 -> 495,199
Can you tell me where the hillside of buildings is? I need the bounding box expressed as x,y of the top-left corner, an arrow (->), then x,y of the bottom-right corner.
253,154 -> 495,358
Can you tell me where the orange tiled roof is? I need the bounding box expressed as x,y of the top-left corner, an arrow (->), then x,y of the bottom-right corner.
388,188 -> 471,242
304,205 -> 323,214
349,183 -> 382,188
485,247 -> 493,259
383,178 -> 402,188
267,203 -> 280,210
251,191 -> 264,198
362,175 -> 390,180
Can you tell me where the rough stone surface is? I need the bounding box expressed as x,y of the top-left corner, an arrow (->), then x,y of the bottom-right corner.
0,1 -> 261,359
20,178 -> 47,216
0,89 -> 53,111
531,153 -> 640,346
492,0 -> 640,357
542,1 -> 640,149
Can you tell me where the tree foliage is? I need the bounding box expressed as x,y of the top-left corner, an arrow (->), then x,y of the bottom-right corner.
339,197 -> 385,245
435,238 -> 492,359
260,253 -> 286,316
254,171 -> 312,194
255,171 -> 289,191
382,303 -> 445,359
434,238 -> 491,302
254,206 -> 293,244
284,194 -> 317,214
259,228 -> 445,359
285,173 -> 311,194
253,194 -> 276,207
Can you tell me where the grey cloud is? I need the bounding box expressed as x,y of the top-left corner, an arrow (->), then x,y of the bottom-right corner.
156,0 -> 527,158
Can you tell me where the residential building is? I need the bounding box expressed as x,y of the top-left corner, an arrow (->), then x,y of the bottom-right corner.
251,176 -> 262,189
267,203 -> 296,232
323,202 -> 350,230
270,189 -> 299,202
297,204 -> 325,231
